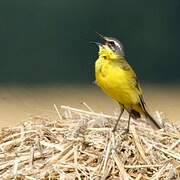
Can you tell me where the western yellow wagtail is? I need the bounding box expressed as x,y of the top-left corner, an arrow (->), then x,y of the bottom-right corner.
94,34 -> 162,132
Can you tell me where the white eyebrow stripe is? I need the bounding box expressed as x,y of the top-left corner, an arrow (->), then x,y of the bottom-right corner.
105,37 -> 125,56
114,41 -> 122,50
114,41 -> 124,53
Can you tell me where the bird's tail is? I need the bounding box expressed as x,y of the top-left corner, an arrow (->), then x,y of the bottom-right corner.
144,110 -> 162,129
138,95 -> 163,129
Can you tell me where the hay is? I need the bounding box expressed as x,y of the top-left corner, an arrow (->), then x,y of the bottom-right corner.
0,104 -> 179,179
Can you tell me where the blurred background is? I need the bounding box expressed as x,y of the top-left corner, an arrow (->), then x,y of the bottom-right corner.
0,0 -> 179,127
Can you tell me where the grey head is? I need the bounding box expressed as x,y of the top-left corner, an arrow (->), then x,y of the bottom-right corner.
104,36 -> 125,56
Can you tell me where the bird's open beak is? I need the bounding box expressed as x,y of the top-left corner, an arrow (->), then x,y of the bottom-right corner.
90,32 -> 107,47
96,32 -> 109,43
96,32 -> 106,41
90,41 -> 103,47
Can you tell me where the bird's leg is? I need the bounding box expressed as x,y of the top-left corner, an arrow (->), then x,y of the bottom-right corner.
112,106 -> 124,132
126,112 -> 131,133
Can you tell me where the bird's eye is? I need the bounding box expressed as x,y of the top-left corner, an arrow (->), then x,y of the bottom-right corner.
108,41 -> 116,51
108,41 -> 115,46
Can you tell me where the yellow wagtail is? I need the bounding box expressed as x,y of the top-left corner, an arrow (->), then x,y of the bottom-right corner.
94,34 -> 162,131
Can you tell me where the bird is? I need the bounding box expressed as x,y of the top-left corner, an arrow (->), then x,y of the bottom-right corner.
94,34 -> 162,132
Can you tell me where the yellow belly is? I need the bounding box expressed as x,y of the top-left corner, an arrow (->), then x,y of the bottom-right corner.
95,59 -> 140,109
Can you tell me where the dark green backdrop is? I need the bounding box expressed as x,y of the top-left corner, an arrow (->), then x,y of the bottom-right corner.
0,0 -> 179,84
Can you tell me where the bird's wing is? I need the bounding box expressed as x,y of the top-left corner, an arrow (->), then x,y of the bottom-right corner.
121,60 -> 147,109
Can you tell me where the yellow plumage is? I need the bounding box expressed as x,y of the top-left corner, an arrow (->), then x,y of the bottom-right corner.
96,45 -> 141,113
94,36 -> 162,131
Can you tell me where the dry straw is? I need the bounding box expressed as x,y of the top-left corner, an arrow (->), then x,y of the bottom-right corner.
0,104 -> 179,179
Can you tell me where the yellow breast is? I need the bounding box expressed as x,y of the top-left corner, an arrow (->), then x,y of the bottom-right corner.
95,58 -> 139,108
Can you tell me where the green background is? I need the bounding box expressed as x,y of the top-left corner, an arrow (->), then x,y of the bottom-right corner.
0,0 -> 179,84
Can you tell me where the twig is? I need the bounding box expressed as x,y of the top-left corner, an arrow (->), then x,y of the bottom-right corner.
54,104 -> 63,120
81,102 -> 94,112
131,125 -> 149,164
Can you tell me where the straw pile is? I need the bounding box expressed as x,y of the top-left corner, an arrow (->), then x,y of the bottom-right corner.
0,104 -> 179,179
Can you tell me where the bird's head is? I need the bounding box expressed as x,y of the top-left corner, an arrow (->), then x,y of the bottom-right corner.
94,33 -> 125,60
